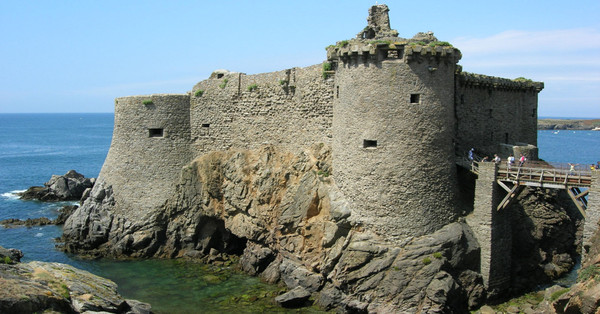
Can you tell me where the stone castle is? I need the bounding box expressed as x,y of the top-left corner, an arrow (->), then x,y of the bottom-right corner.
100,5 -> 543,241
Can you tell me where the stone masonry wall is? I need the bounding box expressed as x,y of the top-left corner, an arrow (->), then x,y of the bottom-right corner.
97,94 -> 192,220
466,162 -> 511,297
189,65 -> 334,156
455,73 -> 543,159
583,171 -> 600,257
332,46 -> 460,240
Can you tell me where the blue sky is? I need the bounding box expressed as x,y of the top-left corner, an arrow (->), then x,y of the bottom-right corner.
1,1 -> 598,117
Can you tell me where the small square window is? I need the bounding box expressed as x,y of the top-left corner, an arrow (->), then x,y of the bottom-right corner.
202,124 -> 210,128
363,140 -> 377,149
410,94 -> 420,104
148,128 -> 164,138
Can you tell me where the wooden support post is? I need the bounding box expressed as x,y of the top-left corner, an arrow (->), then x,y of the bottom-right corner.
497,183 -> 525,211
567,187 -> 587,218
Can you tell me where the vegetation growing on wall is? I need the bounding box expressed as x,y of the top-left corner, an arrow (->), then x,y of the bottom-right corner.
325,40 -> 350,50
219,79 -> 229,89
428,41 -> 452,47
247,84 -> 258,92
195,89 -> 204,97
322,62 -> 332,79
142,99 -> 153,105
514,77 -> 533,83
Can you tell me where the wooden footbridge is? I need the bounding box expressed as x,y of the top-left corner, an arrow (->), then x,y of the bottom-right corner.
459,158 -> 599,296
470,160 -> 592,216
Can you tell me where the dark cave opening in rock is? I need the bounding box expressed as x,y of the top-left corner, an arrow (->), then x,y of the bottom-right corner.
194,216 -> 247,256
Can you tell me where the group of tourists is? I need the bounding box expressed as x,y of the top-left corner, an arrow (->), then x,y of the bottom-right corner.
468,148 -> 526,170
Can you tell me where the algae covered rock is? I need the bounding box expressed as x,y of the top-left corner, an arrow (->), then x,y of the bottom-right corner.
0,260 -> 151,313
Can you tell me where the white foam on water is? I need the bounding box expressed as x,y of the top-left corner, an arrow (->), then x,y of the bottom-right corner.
1,190 -> 26,200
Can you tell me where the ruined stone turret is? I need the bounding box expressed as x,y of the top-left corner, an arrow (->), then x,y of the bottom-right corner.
356,4 -> 399,39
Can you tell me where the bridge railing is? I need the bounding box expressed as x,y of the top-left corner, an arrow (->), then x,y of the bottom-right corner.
496,160 -> 594,176
457,157 -> 595,178
491,160 -> 593,187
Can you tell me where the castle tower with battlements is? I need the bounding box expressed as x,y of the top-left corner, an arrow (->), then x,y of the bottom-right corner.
328,5 -> 462,238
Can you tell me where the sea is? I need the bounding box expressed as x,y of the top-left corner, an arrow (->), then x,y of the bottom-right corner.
0,113 -> 599,312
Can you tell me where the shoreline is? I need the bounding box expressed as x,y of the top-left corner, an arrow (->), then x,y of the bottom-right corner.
538,118 -> 600,130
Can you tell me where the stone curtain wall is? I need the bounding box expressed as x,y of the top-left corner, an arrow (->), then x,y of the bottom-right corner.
189,65 -> 334,156
97,94 -> 192,219
455,73 -> 543,158
331,47 -> 459,240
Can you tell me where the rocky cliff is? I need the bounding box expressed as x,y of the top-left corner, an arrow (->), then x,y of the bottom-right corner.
61,144 -> 586,312
63,144 -> 490,311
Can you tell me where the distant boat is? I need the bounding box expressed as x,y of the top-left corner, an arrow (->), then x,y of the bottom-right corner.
593,127 -> 600,131
553,130 -> 560,134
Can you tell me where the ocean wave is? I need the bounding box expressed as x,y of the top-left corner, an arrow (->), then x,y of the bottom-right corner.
1,190 -> 25,200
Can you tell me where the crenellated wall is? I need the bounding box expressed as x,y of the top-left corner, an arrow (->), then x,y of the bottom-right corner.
329,42 -> 461,239
455,72 -> 543,159
98,94 -> 192,218
189,65 -> 334,156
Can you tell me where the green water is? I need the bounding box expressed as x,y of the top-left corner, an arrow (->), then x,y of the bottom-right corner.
89,259 -> 327,314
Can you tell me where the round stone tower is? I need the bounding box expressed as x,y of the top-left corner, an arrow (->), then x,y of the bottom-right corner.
98,94 -> 192,216
328,5 -> 462,239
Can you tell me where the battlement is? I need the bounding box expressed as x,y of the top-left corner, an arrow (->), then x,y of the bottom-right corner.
327,40 -> 461,66
458,71 -> 544,92
327,4 -> 461,67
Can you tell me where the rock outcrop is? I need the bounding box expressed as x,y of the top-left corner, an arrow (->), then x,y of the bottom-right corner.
19,170 -> 94,202
62,144 -> 488,311
1,205 -> 78,228
543,220 -> 600,313
61,143 -> 587,311
510,188 -> 582,292
0,247 -> 151,313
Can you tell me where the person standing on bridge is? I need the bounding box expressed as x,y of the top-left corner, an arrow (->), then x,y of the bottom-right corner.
569,163 -> 577,173
493,154 -> 501,165
507,154 -> 515,170
518,154 -> 526,167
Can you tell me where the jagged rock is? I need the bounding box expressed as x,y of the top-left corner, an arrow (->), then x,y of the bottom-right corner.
327,222 -> 482,313
62,182 -> 116,255
60,145 -> 489,311
240,242 -> 274,275
0,246 -> 23,263
510,188 -> 581,292
458,270 -> 487,309
62,144 -> 574,312
54,205 -> 79,225
19,170 -> 94,201
0,217 -> 53,228
0,259 -> 151,313
275,286 -> 311,308
0,205 -> 78,229
280,258 -> 324,293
